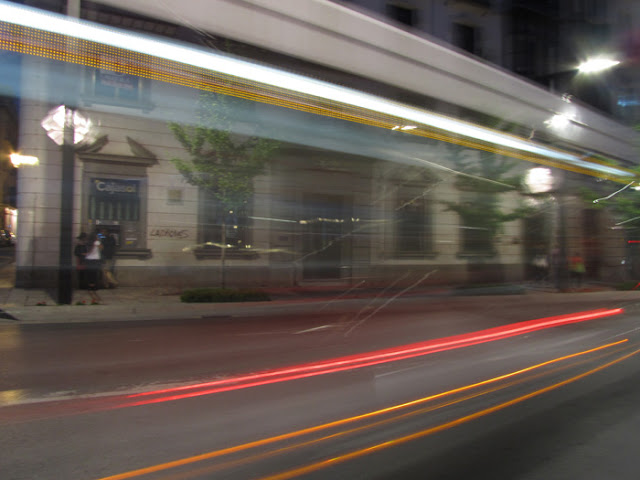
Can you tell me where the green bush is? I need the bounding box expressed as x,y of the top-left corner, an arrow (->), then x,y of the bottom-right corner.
454,283 -> 525,296
180,287 -> 271,303
614,281 -> 640,291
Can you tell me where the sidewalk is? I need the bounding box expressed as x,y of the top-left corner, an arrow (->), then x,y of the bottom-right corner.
0,280 -> 451,324
0,260 -> 633,324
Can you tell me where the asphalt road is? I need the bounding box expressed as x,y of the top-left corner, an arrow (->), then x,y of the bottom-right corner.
2,294 -> 640,479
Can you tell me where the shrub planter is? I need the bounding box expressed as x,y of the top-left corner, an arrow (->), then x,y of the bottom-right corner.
180,287 -> 271,303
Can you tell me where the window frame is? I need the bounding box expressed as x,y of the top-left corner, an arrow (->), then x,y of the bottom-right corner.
393,185 -> 434,258
82,67 -> 154,110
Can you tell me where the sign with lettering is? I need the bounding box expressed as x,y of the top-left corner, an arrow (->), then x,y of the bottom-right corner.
149,229 -> 189,239
98,70 -> 138,90
92,179 -> 139,197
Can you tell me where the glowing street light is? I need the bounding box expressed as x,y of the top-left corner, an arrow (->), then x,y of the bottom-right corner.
544,113 -> 575,130
524,167 -> 555,194
41,105 -> 92,146
10,153 -> 39,167
577,58 -> 620,74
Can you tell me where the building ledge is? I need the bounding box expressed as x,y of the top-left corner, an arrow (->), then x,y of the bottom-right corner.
381,251 -> 439,259
457,252 -> 498,259
193,247 -> 260,260
78,152 -> 158,167
116,248 -> 152,259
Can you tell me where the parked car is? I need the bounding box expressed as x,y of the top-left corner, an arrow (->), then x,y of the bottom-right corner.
0,230 -> 15,247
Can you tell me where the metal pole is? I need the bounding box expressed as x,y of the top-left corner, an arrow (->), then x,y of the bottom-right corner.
56,0 -> 80,304
556,191 -> 570,291
57,106 -> 75,304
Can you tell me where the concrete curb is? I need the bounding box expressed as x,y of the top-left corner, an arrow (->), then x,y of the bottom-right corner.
0,285 -> 635,325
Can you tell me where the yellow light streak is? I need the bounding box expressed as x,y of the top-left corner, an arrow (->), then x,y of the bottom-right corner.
93,339 -> 627,480
0,14 -> 636,182
132,348 -> 618,480
258,343 -> 640,480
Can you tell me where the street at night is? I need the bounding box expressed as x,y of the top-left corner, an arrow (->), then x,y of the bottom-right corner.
3,0 -> 640,478
2,292 -> 640,479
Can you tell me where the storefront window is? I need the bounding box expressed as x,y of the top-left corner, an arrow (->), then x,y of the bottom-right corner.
89,178 -> 140,221
199,190 -> 251,247
87,177 -> 145,249
395,187 -> 432,255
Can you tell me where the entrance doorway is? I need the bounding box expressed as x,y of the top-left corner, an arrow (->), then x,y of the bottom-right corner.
301,194 -> 351,280
523,207 -> 552,281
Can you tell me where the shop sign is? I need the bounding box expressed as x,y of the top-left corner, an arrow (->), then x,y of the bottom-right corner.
92,178 -> 139,197
98,70 -> 138,90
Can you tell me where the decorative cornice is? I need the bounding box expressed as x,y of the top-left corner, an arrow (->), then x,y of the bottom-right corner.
127,136 -> 157,159
77,152 -> 158,167
75,134 -> 109,154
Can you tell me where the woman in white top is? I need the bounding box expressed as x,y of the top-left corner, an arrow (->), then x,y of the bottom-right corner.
84,231 -> 103,291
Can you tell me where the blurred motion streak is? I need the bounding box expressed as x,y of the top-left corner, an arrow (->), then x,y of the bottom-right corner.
120,344 -> 631,480
2,311 -> 621,426
94,339 -> 628,480
257,343 -> 640,480
0,1 -> 635,180
124,308 -> 623,406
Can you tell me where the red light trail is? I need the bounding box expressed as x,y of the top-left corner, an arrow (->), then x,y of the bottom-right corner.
123,307 -> 622,407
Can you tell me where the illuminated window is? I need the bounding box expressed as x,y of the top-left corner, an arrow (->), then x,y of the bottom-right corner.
87,177 -> 145,250
88,178 -> 140,223
199,190 -> 252,248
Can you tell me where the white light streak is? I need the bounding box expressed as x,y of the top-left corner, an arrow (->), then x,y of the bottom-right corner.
0,1 -> 634,178
10,153 -> 39,167
578,58 -> 620,74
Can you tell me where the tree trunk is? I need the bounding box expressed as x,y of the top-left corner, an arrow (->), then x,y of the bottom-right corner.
221,218 -> 226,288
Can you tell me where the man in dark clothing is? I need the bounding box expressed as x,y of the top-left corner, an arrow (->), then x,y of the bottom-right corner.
100,228 -> 118,288
74,232 -> 88,289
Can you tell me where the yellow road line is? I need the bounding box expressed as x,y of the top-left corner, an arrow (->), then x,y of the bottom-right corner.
258,343 -> 640,480
140,349 -> 617,480
94,340 -> 626,480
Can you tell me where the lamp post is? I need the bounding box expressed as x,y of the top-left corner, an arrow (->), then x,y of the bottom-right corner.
539,56 -> 621,112
524,167 -> 569,291
41,105 -> 91,304
577,58 -> 620,74
555,183 -> 570,291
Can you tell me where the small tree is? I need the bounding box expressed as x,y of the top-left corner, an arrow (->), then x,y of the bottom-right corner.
442,148 -> 530,256
170,92 -> 279,286
580,167 -> 640,279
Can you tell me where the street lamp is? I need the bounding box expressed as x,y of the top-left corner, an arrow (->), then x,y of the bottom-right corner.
524,167 -> 569,291
540,56 -> 621,104
41,105 -> 91,304
9,153 -> 39,167
577,57 -> 620,74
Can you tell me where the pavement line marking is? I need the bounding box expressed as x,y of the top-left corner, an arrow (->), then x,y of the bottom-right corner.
113,350 -> 621,480
375,363 -> 433,378
607,325 -> 640,339
257,342 -> 640,480
136,366 -> 581,480
92,339 -> 626,480
294,325 -> 336,334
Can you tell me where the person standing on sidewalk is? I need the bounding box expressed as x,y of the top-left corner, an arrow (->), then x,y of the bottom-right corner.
99,228 -> 118,288
74,232 -> 88,289
85,231 -> 103,298
569,252 -> 586,288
